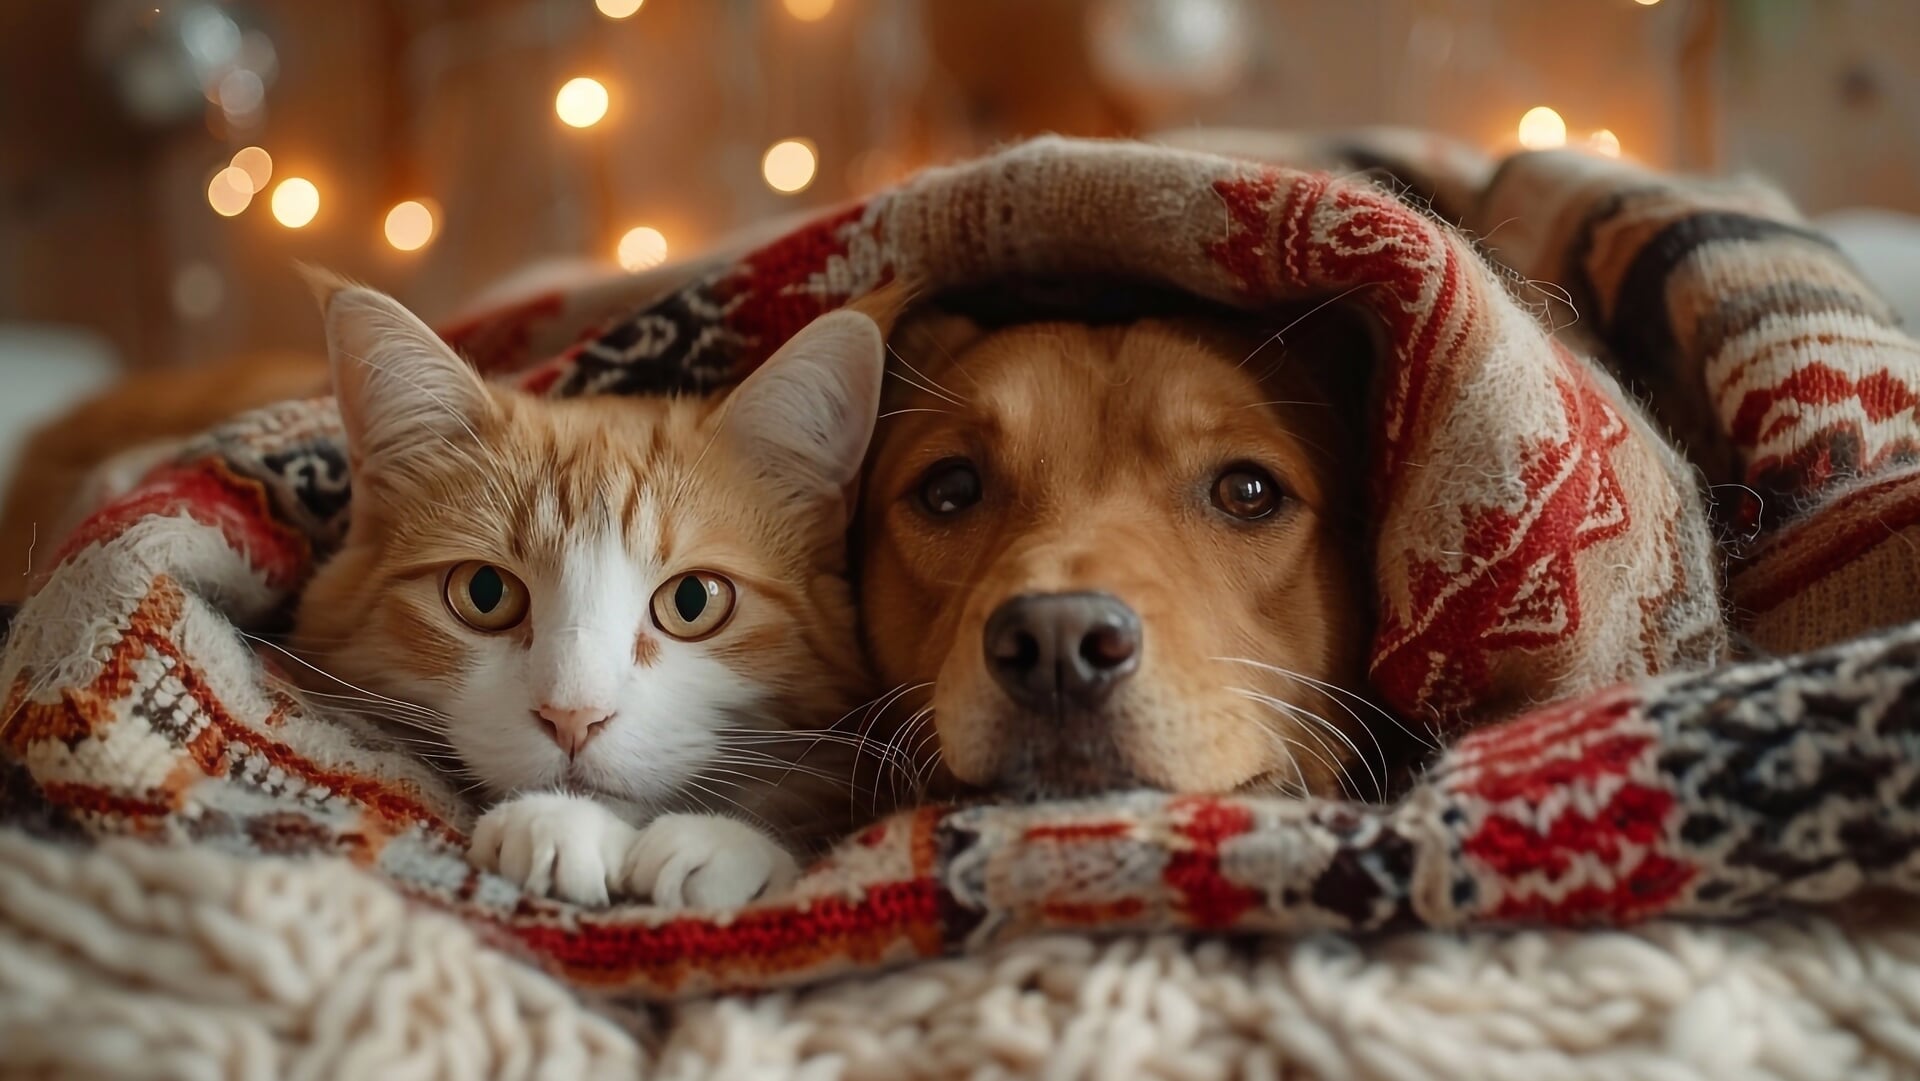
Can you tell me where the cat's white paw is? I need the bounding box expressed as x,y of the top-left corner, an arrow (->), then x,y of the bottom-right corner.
620,814 -> 800,909
468,792 -> 638,906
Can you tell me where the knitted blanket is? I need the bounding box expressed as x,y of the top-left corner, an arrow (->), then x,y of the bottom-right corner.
8,133 -> 1920,1077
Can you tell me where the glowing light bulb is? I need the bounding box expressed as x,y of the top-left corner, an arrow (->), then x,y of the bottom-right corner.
597,0 -> 644,16
1517,106 -> 1567,150
555,77 -> 610,128
762,138 -> 818,194
617,226 -> 669,271
207,166 -> 253,216
1587,129 -> 1622,158
230,146 -> 272,192
1634,0 -> 1662,6
271,177 -> 320,228
385,200 -> 436,251
783,0 -> 834,20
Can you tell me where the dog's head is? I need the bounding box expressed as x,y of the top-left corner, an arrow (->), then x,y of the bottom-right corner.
857,303 -> 1379,800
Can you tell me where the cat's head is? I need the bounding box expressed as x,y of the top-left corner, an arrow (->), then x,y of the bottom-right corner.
290,278 -> 884,811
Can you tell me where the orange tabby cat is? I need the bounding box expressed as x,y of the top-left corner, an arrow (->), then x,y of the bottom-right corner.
290,277 -> 884,907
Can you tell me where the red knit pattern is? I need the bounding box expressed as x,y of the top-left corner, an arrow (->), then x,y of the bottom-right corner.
1162,798 -> 1262,928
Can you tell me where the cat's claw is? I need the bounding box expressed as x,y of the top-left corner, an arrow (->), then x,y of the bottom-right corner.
468,792 -> 637,907
621,813 -> 800,909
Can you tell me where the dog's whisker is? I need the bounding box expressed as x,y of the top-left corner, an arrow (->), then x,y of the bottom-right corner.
1229,686 -> 1384,802
1237,695 -> 1348,797
1214,656 -> 1436,750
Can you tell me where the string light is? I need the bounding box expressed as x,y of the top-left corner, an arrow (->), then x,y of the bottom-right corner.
384,200 -> 436,251
555,77 -> 610,128
271,177 -> 320,228
230,146 -> 272,192
782,0 -> 834,20
596,0 -> 644,17
617,226 -> 669,271
762,138 -> 818,194
1587,129 -> 1622,158
1517,106 -> 1567,150
206,166 -> 253,216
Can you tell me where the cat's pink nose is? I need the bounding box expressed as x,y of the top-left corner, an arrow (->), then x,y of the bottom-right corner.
534,705 -> 612,757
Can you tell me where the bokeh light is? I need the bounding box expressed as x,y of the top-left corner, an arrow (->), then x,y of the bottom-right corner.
1588,129 -> 1622,158
1517,106 -> 1567,150
762,138 -> 818,194
271,177 -> 320,228
555,77 -> 610,128
206,166 -> 253,216
783,0 -> 835,20
384,200 -> 436,251
597,0 -> 644,17
230,146 -> 273,191
617,226 -> 669,271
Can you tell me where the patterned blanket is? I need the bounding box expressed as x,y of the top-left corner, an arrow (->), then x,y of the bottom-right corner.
6,132 -> 1920,1023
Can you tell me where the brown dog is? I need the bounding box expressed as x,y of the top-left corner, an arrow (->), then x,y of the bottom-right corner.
857,300 -> 1384,801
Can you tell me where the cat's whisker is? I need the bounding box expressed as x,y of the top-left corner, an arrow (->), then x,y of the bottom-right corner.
903,716 -> 944,800
247,633 -> 447,711
870,704 -> 936,817
866,693 -> 934,815
705,752 -> 884,799
712,728 -> 891,750
679,778 -> 783,839
833,682 -> 932,814
1233,283 -> 1376,371
288,684 -> 451,726
884,344 -> 969,407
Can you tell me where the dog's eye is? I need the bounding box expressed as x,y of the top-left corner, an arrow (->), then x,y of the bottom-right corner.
1212,465 -> 1282,520
445,562 -> 530,632
917,458 -> 982,516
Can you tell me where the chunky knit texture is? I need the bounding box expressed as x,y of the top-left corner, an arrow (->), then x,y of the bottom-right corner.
6,133 -> 1920,1078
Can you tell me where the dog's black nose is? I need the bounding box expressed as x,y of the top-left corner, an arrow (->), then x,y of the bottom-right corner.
984,591 -> 1142,712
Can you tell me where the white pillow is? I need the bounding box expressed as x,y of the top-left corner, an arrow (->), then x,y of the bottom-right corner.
1816,208 -> 1920,331
0,325 -> 119,504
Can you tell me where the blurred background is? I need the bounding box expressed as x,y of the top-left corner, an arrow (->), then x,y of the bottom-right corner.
2,0 -> 1918,461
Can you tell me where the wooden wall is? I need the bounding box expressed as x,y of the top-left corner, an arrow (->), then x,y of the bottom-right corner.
2,0 -> 1916,374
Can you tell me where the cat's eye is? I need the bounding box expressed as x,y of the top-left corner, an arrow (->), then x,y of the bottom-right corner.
444,562 -> 530,632
916,458 -> 982,517
651,571 -> 736,641
1212,464 -> 1284,521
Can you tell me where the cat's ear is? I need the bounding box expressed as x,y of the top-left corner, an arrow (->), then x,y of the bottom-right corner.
720,308 -> 885,510
303,267 -> 496,474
